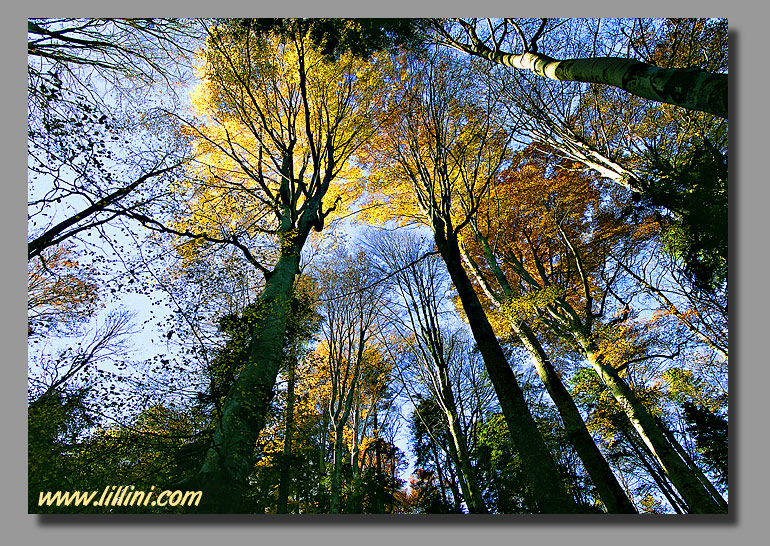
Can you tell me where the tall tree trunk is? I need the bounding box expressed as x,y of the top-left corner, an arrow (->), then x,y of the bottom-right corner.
578,336 -> 727,513
328,339 -> 365,513
196,247 -> 302,512
349,404 -> 363,513
277,347 -> 298,514
319,411 -> 328,485
454,42 -> 727,118
658,417 -> 729,510
462,238 -> 636,513
434,363 -> 486,513
433,228 -> 578,513
373,438 -> 385,513
429,442 -> 454,511
623,427 -> 687,513
444,412 -> 487,513
446,465 -> 464,513
465,220 -> 725,513
513,320 -> 637,513
329,423 -> 346,514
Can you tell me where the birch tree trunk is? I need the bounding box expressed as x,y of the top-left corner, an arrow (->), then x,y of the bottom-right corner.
479,50 -> 727,119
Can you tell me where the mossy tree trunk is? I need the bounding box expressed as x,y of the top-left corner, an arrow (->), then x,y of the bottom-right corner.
461,234 -> 637,513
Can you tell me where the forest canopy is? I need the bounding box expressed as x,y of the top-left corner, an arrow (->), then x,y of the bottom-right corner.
28,17 -> 728,514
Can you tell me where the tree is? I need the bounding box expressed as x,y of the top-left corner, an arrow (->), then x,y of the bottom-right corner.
360,50 -> 578,513
31,401 -> 213,514
28,18 -> 196,260
166,21 -> 396,511
273,276 -> 323,513
396,468 -> 455,514
660,366 -> 728,492
28,161 -> 184,261
28,388 -> 93,512
407,397 -> 465,513
459,146 -> 639,513
345,344 -> 402,513
28,19 -> 199,89
243,345 -> 331,514
351,437 -> 408,513
473,412 -> 536,512
480,19 -> 729,290
633,140 -> 728,291
430,18 -> 727,118
229,18 -> 425,61
368,230 -> 488,513
682,403 -> 728,489
569,366 -> 686,512
312,250 -> 387,513
463,264 -> 637,513
27,245 -> 99,335
460,145 -> 725,512
613,247 -> 728,363
28,18 -> 729,516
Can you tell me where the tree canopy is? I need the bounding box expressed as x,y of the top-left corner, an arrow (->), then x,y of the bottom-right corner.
28,18 -> 728,515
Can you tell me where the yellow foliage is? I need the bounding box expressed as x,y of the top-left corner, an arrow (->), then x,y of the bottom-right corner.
170,29 -> 397,270
660,367 -> 726,412
499,285 -> 565,322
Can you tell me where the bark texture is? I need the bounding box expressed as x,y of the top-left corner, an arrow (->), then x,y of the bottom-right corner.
467,46 -> 727,119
